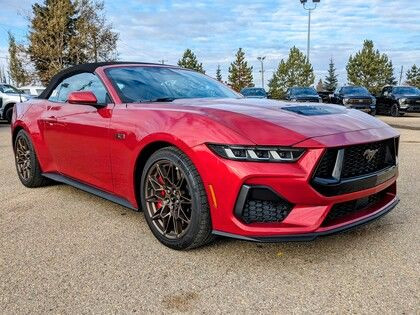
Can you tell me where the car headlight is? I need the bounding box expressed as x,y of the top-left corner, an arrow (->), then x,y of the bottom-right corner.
290,98 -> 297,102
371,97 -> 376,106
319,98 -> 323,103
343,98 -> 349,105
399,98 -> 409,109
207,144 -> 305,162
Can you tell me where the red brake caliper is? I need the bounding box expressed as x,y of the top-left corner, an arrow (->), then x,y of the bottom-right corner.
157,176 -> 166,209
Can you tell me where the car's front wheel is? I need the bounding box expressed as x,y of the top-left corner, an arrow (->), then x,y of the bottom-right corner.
140,147 -> 214,250
390,104 -> 400,117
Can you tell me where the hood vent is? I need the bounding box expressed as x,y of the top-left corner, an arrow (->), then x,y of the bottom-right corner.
282,105 -> 346,116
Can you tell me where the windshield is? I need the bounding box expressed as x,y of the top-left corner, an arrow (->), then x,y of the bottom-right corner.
0,84 -> 21,94
393,87 -> 420,95
290,87 -> 318,96
341,86 -> 370,95
106,66 -> 239,103
241,88 -> 266,97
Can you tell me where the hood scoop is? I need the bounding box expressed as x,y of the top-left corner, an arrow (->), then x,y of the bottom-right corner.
281,105 -> 346,116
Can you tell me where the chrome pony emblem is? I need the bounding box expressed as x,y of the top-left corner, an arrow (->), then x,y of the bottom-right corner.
363,149 -> 379,162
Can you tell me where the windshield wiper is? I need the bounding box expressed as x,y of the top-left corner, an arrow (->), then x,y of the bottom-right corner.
139,97 -> 176,103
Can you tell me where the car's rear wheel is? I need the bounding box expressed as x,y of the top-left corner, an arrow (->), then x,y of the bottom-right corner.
390,104 -> 400,117
14,130 -> 51,188
140,147 -> 214,250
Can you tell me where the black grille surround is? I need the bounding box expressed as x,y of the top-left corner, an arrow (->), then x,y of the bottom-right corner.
312,138 -> 399,196
235,185 -> 294,224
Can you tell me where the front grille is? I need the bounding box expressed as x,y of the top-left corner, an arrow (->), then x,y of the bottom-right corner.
322,191 -> 385,226
348,98 -> 372,105
314,138 -> 396,180
341,140 -> 393,178
236,186 -> 294,224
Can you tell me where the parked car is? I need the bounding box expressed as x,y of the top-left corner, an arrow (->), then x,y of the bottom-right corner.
11,62 -> 400,250
285,87 -> 322,103
376,85 -> 420,117
20,85 -> 45,96
330,86 -> 376,115
317,91 -> 332,103
0,83 -> 32,123
240,87 -> 267,99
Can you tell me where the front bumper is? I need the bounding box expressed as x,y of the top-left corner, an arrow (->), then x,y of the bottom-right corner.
192,127 -> 399,240
400,104 -> 420,113
214,196 -> 399,242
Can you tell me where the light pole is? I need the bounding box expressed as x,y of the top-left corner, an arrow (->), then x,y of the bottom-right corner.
300,0 -> 320,63
257,56 -> 266,89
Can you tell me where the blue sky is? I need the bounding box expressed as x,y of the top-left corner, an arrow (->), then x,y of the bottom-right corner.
0,0 -> 419,87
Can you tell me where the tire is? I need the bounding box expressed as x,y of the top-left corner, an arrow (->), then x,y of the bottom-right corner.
5,106 -> 14,124
390,104 -> 400,117
140,147 -> 214,250
14,130 -> 51,188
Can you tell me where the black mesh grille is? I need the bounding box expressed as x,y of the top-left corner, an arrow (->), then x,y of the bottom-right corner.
348,98 -> 372,105
341,139 -> 394,178
322,191 -> 385,226
238,187 -> 293,224
314,139 -> 396,180
242,199 -> 293,224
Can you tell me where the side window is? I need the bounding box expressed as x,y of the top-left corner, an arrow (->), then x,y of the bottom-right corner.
48,72 -> 110,104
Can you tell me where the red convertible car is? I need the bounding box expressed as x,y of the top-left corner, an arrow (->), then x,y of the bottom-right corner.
11,62 -> 400,249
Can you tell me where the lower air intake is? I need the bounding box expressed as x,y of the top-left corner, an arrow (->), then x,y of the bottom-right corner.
235,186 -> 294,224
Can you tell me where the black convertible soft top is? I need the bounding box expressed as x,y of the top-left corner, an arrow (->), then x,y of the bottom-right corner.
38,61 -> 167,99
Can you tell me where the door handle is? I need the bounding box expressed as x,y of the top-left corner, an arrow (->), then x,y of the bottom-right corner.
43,116 -> 58,126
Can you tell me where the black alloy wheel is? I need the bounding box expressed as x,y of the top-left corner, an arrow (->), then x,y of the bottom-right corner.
390,104 -> 400,117
141,147 -> 214,250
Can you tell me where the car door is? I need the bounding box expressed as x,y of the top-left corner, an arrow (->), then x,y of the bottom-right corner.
43,72 -> 114,192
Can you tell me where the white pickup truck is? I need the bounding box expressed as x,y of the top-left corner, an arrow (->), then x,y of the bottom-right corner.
0,84 -> 32,123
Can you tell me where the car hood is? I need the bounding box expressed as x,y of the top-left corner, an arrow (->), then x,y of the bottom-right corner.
172,98 -> 390,146
394,94 -> 420,99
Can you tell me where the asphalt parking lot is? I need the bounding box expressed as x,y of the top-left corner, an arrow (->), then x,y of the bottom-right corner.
0,115 -> 419,314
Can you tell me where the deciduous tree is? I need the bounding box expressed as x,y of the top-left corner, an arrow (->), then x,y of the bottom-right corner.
228,48 -> 253,92
346,40 -> 396,95
268,46 -> 314,99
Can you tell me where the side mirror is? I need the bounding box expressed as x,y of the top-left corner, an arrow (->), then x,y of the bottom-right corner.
67,91 -> 98,105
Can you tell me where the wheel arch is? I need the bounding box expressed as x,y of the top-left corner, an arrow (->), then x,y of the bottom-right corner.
2,102 -> 15,119
132,135 -> 201,210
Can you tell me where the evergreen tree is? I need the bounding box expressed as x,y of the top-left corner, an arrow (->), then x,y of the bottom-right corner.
405,64 -> 420,88
28,0 -> 77,84
8,32 -> 30,86
268,46 -> 314,99
70,0 -> 118,63
216,65 -> 222,82
228,48 -> 254,92
324,58 -> 338,92
178,49 -> 205,73
346,40 -> 395,95
28,0 -> 118,84
316,79 -> 324,92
